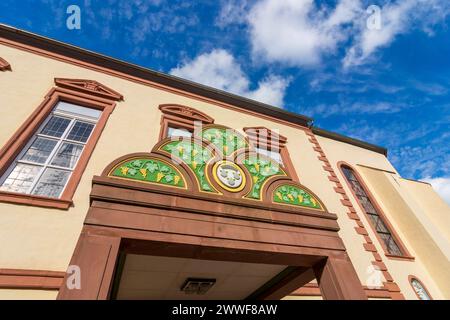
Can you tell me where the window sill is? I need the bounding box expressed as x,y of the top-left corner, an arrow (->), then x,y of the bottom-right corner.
385,253 -> 415,262
0,191 -> 73,210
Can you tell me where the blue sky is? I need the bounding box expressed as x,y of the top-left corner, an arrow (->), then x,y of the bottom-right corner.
1,0 -> 449,203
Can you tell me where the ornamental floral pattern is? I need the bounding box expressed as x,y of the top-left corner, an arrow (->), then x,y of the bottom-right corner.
243,155 -> 286,199
111,158 -> 185,188
273,185 -> 322,210
108,124 -> 325,212
161,140 -> 215,192
201,127 -> 248,156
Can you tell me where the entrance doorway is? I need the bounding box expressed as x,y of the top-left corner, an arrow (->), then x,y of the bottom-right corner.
57,148 -> 367,300
112,254 -> 289,300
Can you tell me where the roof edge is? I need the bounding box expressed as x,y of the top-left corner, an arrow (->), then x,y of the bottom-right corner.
0,24 -> 389,155
0,24 -> 312,127
312,127 -> 388,156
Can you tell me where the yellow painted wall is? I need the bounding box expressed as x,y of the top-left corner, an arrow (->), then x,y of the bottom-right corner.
0,289 -> 57,300
317,135 -> 448,299
0,42 -> 448,300
401,178 -> 450,242
0,43 -> 360,277
359,168 -> 448,299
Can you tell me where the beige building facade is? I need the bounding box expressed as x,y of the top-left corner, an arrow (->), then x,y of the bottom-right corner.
0,25 -> 448,300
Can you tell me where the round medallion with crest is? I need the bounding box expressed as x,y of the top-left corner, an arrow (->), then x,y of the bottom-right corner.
212,161 -> 246,193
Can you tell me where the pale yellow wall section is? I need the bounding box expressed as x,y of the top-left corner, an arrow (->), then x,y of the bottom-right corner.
358,167 -> 449,299
0,289 -> 57,300
0,43 -> 360,277
318,135 -> 449,300
316,136 -> 395,288
401,178 -> 450,242
0,43 -> 375,299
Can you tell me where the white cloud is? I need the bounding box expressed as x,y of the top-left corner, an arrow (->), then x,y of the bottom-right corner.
306,101 -> 406,117
421,177 -> 450,206
343,1 -> 413,67
412,81 -> 448,96
343,0 -> 450,67
169,49 -> 290,107
333,119 -> 390,145
215,0 -> 250,28
248,0 -> 361,67
218,0 -> 450,68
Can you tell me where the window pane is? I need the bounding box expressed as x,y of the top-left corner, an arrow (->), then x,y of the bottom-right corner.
342,167 -> 356,181
350,180 -> 365,196
387,239 -> 402,256
168,127 -> 192,138
358,195 -> 377,214
270,151 -> 283,165
55,101 -> 102,120
379,233 -> 402,256
256,147 -> 283,164
66,121 -> 95,142
411,280 -> 431,300
31,168 -> 70,198
40,116 -> 71,137
21,137 -> 58,164
379,233 -> 391,249
50,143 -> 84,168
0,164 -> 41,193
375,217 -> 390,234
367,213 -> 380,226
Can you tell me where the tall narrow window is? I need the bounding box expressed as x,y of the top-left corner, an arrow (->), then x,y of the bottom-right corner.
0,102 -> 101,198
341,165 -> 404,256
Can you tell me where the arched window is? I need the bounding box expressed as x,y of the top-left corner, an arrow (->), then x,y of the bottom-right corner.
340,165 -> 406,257
409,276 -> 432,300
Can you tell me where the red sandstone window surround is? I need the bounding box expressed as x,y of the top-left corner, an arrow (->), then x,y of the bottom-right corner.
0,57 -> 11,71
244,126 -> 299,181
158,104 -> 214,140
157,108 -> 299,181
0,78 -> 123,209
338,163 -> 413,260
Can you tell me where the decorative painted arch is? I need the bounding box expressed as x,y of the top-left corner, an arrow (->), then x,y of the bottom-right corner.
266,180 -> 326,211
198,124 -> 249,157
103,124 -> 326,211
104,153 -> 192,190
